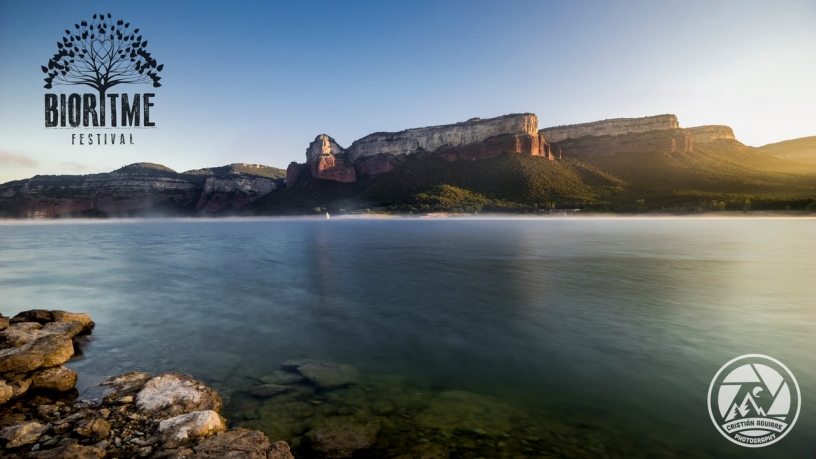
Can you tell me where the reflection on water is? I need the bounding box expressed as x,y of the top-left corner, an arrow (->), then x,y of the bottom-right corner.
1,218 -> 814,457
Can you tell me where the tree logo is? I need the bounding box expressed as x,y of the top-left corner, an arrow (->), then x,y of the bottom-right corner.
707,354 -> 801,447
42,13 -> 163,139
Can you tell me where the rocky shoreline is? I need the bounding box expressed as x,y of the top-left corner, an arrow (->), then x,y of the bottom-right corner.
0,310 -> 294,458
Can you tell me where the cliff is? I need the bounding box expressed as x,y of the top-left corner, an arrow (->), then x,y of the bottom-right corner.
0,163 -> 285,218
686,125 -> 736,143
539,115 -> 679,142
551,129 -> 693,158
288,114 -> 553,186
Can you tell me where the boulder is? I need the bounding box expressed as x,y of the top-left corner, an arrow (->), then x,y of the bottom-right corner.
136,372 -> 222,418
283,360 -> 359,389
0,322 -> 43,348
157,410 -> 226,449
0,421 -> 48,448
10,310 -> 54,325
248,384 -> 292,397
31,365 -> 78,392
100,371 -> 153,396
304,417 -> 380,458
0,331 -> 75,373
0,315 -> 10,331
191,428 -> 294,459
73,417 -> 111,441
51,311 -> 95,329
29,443 -> 106,458
0,380 -> 13,405
260,370 -> 304,385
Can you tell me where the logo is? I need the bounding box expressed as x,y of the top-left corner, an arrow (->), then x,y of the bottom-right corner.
707,354 -> 800,447
41,13 -> 164,145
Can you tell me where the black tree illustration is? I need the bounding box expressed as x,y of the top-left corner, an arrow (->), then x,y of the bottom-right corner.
42,13 -> 163,125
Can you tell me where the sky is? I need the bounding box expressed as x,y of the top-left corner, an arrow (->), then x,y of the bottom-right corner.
1,0 -> 815,184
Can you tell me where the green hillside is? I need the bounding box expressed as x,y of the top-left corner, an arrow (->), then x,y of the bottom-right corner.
756,136 -> 816,166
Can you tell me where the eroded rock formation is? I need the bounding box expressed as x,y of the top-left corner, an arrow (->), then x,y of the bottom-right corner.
539,114 -> 679,142
287,114 -> 553,186
686,125 -> 736,143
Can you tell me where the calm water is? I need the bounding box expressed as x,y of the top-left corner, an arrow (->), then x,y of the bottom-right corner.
1,217 -> 814,457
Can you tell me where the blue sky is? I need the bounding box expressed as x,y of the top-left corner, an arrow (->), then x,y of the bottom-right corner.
1,0 -> 815,183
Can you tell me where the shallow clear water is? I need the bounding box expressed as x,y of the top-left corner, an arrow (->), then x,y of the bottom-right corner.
1,217 -> 814,457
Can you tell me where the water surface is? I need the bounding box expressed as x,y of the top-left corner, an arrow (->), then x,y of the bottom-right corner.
1,217 -> 814,457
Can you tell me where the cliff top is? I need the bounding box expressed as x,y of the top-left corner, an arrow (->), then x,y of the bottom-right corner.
540,114 -> 677,131
114,163 -> 177,175
361,113 -> 537,139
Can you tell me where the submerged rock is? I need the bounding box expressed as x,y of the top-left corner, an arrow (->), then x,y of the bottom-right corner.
260,370 -> 305,385
248,384 -> 292,397
282,360 -> 360,389
304,416 -> 380,458
191,428 -> 294,459
414,390 -> 520,436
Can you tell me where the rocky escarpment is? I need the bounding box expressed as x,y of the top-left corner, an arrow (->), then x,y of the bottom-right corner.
0,310 -> 294,458
540,115 -> 740,158
0,163 -> 285,218
287,114 -> 553,186
551,129 -> 694,158
686,125 -> 736,143
539,114 -> 679,143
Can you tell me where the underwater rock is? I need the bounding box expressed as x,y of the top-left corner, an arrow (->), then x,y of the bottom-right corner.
304,416 -> 380,458
260,370 -> 305,385
414,390 -> 519,436
282,360 -> 360,389
248,384 -> 292,397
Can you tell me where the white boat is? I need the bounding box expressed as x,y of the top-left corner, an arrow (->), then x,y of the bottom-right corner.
325,211 -> 330,219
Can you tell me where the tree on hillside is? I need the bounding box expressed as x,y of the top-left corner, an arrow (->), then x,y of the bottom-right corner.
41,13 -> 164,125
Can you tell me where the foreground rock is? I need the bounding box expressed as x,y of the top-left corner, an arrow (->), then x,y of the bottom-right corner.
0,310 -> 294,459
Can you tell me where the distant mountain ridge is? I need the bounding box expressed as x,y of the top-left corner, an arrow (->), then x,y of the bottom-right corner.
2,113 -> 815,218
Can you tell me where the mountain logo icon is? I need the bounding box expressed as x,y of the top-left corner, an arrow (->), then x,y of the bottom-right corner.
707,354 -> 801,448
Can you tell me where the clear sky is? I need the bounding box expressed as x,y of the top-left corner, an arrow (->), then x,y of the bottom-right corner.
1,0 -> 815,184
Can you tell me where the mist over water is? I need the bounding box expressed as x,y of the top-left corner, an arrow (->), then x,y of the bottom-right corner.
1,218 -> 814,457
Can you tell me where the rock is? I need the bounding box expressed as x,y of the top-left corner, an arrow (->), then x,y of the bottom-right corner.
0,315 -> 9,331
29,443 -> 106,458
10,310 -> 54,325
260,371 -> 304,385
0,380 -> 13,404
191,428 -> 293,459
51,311 -> 95,330
0,322 -> 43,348
686,125 -> 736,143
100,371 -> 153,396
539,114 -> 680,143
283,360 -> 359,389
414,391 -> 521,436
0,421 -> 48,448
135,372 -> 222,418
248,384 -> 292,397
31,365 -> 78,391
74,417 -> 111,441
0,330 -> 75,373
304,417 -> 380,458
407,443 -> 450,459
157,410 -> 226,448
9,377 -> 32,398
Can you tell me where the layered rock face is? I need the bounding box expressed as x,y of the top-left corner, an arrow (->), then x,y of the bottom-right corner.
552,129 -> 693,158
686,125 -> 736,143
0,169 -> 283,218
539,114 -> 679,142
288,114 -> 553,186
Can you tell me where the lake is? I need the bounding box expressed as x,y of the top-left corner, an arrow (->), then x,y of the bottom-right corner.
1,217 -> 814,457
